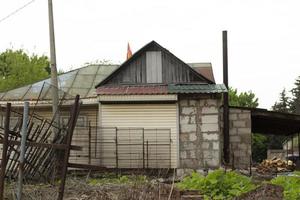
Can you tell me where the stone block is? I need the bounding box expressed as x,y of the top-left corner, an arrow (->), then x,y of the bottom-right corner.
182,107 -> 196,115
190,115 -> 196,124
189,150 -> 196,159
189,133 -> 197,141
182,142 -> 196,150
229,128 -> 237,135
229,113 -> 238,120
202,115 -> 218,124
233,120 -> 246,128
203,133 -> 218,141
180,133 -> 189,142
230,135 -> 241,143
206,99 -> 218,106
238,113 -> 250,120
180,151 -> 187,159
238,143 -> 248,150
202,142 -> 210,149
180,100 -> 189,107
180,115 -> 189,124
202,106 -> 218,114
212,141 -> 219,150
201,123 -> 219,132
181,124 -> 197,133
189,100 -> 197,106
238,128 -> 251,134
203,150 -> 212,159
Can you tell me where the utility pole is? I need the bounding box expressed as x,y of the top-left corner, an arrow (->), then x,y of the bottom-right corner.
48,0 -> 60,132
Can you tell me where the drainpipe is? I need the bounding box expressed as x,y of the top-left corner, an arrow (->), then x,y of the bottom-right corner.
223,30 -> 230,164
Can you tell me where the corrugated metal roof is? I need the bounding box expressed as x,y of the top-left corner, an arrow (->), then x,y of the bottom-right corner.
97,84 -> 227,95
0,64 -> 118,101
168,84 -> 227,94
97,85 -> 168,95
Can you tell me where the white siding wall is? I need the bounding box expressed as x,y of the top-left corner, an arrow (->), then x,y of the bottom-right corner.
100,103 -> 178,168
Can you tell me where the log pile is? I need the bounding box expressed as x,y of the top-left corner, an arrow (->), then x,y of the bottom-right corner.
257,157 -> 295,174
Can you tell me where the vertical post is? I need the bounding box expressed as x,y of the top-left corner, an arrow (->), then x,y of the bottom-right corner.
115,128 -> 118,169
48,0 -> 60,135
291,135 -> 294,162
57,95 -> 80,200
298,133 -> 300,161
88,121 -> 91,165
16,102 -> 29,200
142,128 -> 145,169
0,103 -> 11,200
146,140 -> 149,169
223,30 -> 230,164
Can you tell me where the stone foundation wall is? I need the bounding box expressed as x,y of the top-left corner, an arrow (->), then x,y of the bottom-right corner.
179,97 -> 221,169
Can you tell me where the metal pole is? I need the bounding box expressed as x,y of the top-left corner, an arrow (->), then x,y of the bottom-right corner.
0,103 -> 11,200
146,140 -> 149,168
291,135 -> 294,162
115,128 -> 118,169
223,30 -> 230,164
88,121 -> 91,165
48,0 -> 60,134
298,133 -> 300,161
142,128 -> 145,169
16,102 -> 29,200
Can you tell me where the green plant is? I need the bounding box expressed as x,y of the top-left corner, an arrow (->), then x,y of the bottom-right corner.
270,175 -> 300,200
177,169 -> 256,200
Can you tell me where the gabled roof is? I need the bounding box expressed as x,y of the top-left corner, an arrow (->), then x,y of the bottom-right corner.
96,41 -> 214,87
0,64 -> 118,101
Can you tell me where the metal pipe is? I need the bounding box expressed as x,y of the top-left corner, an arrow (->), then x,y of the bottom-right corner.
223,30 -> 230,163
0,103 -> 11,200
17,102 -> 29,200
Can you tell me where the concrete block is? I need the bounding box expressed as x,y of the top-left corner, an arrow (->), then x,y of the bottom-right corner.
233,120 -> 246,128
202,115 -> 218,124
181,124 -> 197,133
212,141 -> 219,150
182,142 -> 196,150
202,142 -> 210,149
190,115 -> 196,124
180,151 -> 187,159
203,150 -> 212,159
238,128 -> 251,134
238,113 -> 250,120
229,113 -> 238,120
189,133 -> 197,141
201,123 -> 219,132
230,136 -> 241,143
180,133 -> 189,142
189,150 -> 196,159
202,106 -> 218,114
203,133 -> 219,141
206,99 -> 218,106
229,128 -> 237,135
189,100 -> 197,106
180,115 -> 189,124
180,100 -> 189,107
182,107 -> 196,115
238,143 -> 248,150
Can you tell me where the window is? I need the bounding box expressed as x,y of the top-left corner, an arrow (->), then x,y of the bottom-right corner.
146,51 -> 162,83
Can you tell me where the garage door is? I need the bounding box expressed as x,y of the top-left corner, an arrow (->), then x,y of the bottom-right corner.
99,103 -> 178,168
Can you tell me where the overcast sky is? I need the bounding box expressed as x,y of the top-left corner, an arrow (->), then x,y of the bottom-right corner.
0,0 -> 299,108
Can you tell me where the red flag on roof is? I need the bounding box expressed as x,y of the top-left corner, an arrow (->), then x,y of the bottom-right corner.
127,43 -> 132,60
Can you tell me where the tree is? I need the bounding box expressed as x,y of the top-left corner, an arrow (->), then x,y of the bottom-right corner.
290,76 -> 300,114
0,49 -> 50,92
229,88 -> 259,108
272,88 -> 290,113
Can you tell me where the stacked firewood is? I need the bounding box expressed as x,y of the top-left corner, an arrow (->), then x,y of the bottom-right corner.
256,157 -> 295,174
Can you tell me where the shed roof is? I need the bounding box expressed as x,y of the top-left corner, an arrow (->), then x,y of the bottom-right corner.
230,106 -> 300,136
0,64 -> 118,101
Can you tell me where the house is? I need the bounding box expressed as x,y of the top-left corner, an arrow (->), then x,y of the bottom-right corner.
2,40 -> 300,170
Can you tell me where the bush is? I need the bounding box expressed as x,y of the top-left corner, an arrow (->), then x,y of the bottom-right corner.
177,169 -> 256,200
270,175 -> 300,200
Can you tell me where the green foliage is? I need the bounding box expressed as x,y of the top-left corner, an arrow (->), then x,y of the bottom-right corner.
272,89 -> 291,113
252,133 -> 268,162
270,176 -> 300,200
88,175 -> 148,186
290,76 -> 300,114
0,49 -> 50,92
229,88 -> 259,108
177,170 -> 256,200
